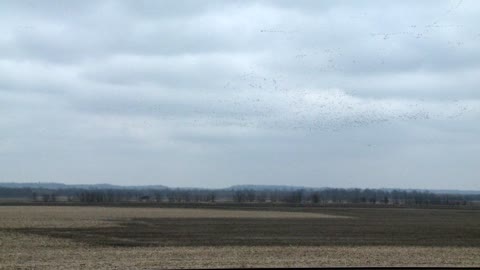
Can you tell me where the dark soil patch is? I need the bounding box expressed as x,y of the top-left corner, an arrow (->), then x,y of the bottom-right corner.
9,207 -> 480,247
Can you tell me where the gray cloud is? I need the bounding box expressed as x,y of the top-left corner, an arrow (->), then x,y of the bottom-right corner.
0,0 -> 479,189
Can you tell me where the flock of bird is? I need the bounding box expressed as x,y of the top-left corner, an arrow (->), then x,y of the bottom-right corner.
214,71 -> 473,133
188,0 -> 474,133
139,0 -> 475,134
207,1 -> 471,131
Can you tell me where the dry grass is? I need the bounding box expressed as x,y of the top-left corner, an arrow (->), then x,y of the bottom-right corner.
1,231 -> 479,269
0,206 -> 479,269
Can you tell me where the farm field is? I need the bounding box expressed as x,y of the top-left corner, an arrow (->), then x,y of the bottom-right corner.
0,205 -> 479,269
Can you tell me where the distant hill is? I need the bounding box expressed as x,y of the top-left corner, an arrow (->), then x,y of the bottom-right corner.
229,185 -> 480,195
1,182 -> 479,195
380,188 -> 480,195
425,189 -> 480,195
0,182 -> 168,190
228,184 -> 317,191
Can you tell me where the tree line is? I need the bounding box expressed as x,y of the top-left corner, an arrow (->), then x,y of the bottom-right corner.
0,186 -> 479,206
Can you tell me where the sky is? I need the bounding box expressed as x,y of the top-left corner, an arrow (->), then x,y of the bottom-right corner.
0,0 -> 479,189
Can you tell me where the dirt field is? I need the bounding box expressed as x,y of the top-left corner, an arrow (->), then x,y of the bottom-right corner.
0,205 -> 479,269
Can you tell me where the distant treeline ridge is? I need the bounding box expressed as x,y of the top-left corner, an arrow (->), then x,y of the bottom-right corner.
0,186 -> 479,206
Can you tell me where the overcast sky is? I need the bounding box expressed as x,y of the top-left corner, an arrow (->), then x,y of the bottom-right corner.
0,0 -> 479,189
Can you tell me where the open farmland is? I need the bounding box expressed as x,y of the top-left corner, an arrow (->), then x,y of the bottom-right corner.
0,205 -> 479,269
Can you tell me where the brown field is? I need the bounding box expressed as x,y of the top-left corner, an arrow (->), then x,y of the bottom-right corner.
0,205 -> 479,269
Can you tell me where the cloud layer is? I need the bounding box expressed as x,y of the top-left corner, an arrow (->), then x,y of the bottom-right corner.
0,0 -> 479,189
